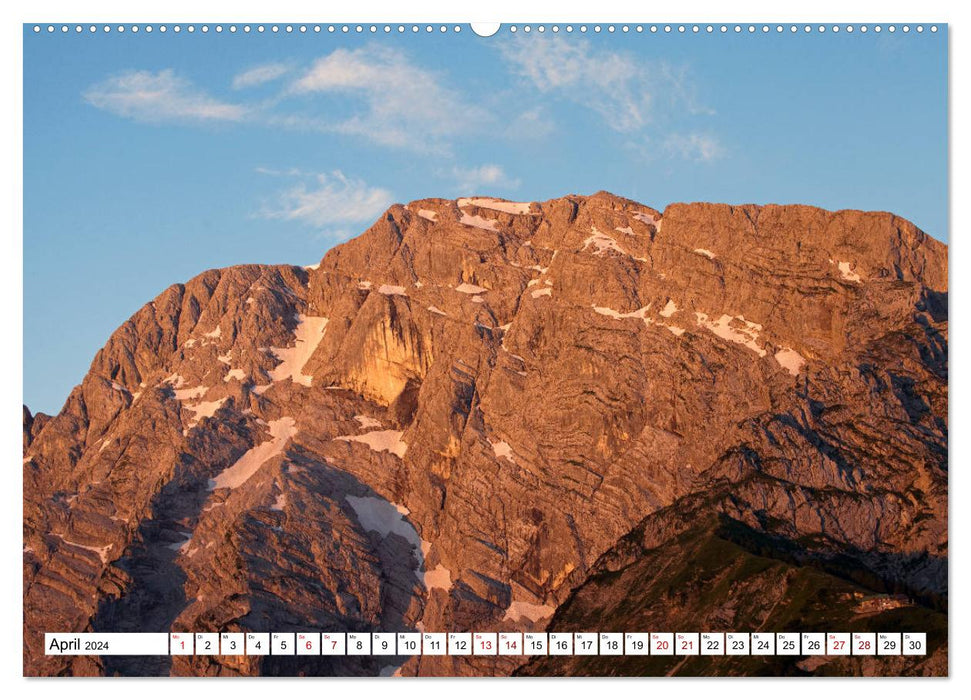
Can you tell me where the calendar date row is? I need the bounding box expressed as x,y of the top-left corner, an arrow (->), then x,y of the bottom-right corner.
46,631 -> 927,657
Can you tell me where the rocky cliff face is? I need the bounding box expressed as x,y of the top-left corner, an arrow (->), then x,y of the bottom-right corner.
517,508 -> 948,677
22,192 -> 947,676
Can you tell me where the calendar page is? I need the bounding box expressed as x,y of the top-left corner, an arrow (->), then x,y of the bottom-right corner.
21,14 -> 948,680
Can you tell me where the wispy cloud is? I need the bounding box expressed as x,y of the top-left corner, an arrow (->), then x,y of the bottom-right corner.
81,40 -> 721,172
256,169 -> 393,227
84,70 -> 247,123
499,38 -> 649,132
449,164 -> 520,193
232,62 -> 291,90
288,45 -> 490,150
663,133 -> 724,162
86,47 -> 493,154
506,107 -> 555,140
497,37 -> 721,160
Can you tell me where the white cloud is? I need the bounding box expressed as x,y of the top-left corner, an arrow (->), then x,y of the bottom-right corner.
82,48 -> 498,154
81,45 -> 719,170
498,38 -> 651,132
232,63 -> 291,89
257,170 -> 393,226
82,47 -> 488,152
450,164 -> 520,193
84,70 -> 247,123
506,107 -> 555,140
498,38 -> 721,159
288,45 -> 489,150
663,133 -> 724,162
254,166 -> 316,177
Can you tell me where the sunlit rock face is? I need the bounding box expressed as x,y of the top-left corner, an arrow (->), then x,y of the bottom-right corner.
23,192 -> 948,676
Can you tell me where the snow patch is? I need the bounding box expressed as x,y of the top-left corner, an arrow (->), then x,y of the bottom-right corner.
775,347 -> 807,376
490,439 -> 516,464
592,303 -> 683,337
166,532 -> 192,553
267,315 -> 329,387
427,305 -> 447,316
271,491 -> 287,511
531,287 -> 552,299
582,226 -> 627,257
417,209 -> 438,221
502,601 -> 556,622
457,197 -> 532,215
459,212 -> 499,231
354,415 -> 383,430
208,417 -> 297,490
424,565 -> 453,591
615,226 -> 635,236
184,397 -> 227,426
164,374 -> 187,389
223,368 -> 246,382
694,248 -> 716,259
173,385 -> 207,401
58,536 -> 113,565
305,262 -> 320,270
695,313 -> 767,357
837,261 -> 863,283
345,495 -> 425,583
217,353 -> 232,365
632,211 -> 661,229
204,326 -> 222,339
336,430 -> 408,459
455,282 -> 488,294
378,284 -> 407,296
660,300 -> 679,318
592,304 -> 650,320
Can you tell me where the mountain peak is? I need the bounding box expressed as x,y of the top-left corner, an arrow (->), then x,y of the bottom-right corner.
24,190 -> 947,676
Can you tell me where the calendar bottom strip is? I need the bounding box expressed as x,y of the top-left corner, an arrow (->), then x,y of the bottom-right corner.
45,631 -> 927,657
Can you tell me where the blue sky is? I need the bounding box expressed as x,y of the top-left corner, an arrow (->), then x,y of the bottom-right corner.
24,25 -> 947,414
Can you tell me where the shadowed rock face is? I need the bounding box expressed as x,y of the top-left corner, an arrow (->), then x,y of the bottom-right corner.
23,192 -> 947,676
516,510 -> 948,678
